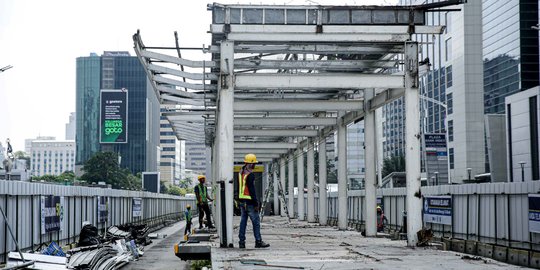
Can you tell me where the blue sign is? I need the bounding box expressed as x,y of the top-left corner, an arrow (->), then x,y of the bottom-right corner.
97,196 -> 109,223
40,196 -> 64,234
529,195 -> 540,233
423,196 -> 452,225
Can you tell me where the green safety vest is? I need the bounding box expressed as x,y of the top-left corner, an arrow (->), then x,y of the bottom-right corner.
197,184 -> 207,203
185,209 -> 192,221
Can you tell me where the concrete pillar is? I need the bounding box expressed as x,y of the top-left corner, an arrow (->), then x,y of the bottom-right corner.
364,88 -> 377,237
307,138 -> 316,223
217,40 -> 235,247
280,157 -> 286,217
273,162 -> 279,215
318,135 -> 328,226
288,152 -> 295,219
404,42 -> 421,247
297,148 -> 305,221
337,109 -> 348,230
212,142 -> 222,243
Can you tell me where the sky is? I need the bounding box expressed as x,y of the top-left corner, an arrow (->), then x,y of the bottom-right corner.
0,0 -> 398,151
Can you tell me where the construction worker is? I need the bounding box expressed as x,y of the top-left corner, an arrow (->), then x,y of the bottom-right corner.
377,206 -> 388,232
184,204 -> 192,240
237,153 -> 270,249
194,175 -> 214,229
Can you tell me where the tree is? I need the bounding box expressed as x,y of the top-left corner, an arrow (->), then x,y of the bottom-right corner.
179,177 -> 193,189
81,151 -> 141,190
14,151 -> 30,169
168,186 -> 186,196
382,155 -> 406,178
160,181 -> 169,194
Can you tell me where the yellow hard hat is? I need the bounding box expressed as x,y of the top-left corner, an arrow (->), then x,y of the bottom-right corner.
197,175 -> 206,181
186,204 -> 191,209
244,153 -> 258,164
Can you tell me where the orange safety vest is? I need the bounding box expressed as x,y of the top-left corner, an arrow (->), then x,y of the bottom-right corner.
238,170 -> 252,200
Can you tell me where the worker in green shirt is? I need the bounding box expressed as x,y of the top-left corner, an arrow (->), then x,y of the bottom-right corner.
194,175 -> 214,229
184,204 -> 192,240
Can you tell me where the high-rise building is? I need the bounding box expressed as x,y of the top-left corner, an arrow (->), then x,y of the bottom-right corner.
347,121 -> 365,190
25,136 -> 56,154
386,0 -> 486,183
30,139 -> 76,177
65,112 -> 76,140
75,51 -> 160,174
159,106 -> 184,186
483,0 -> 539,114
184,141 -> 206,174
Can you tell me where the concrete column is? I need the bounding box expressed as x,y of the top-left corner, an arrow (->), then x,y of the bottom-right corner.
364,88 -> 377,237
218,40 -> 235,247
280,157 -> 286,217
318,135 -> 328,226
297,148 -> 305,221
337,108 -> 348,230
288,152 -> 295,219
273,162 -> 279,215
307,138 -> 315,222
212,142 -> 222,243
404,42 -> 421,247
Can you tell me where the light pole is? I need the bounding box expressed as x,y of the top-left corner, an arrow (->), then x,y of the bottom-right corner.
467,168 -> 472,181
0,65 -> 13,73
519,161 -> 526,182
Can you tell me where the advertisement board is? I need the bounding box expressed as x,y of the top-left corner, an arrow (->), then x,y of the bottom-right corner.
100,89 -> 128,143
529,195 -> 540,233
423,195 -> 452,225
97,196 -> 109,223
142,172 -> 160,193
423,133 -> 448,184
40,196 -> 64,234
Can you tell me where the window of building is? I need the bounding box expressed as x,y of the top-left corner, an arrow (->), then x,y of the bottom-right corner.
445,38 -> 452,62
448,120 -> 454,142
446,66 -> 453,87
449,148 -> 454,169
447,93 -> 453,115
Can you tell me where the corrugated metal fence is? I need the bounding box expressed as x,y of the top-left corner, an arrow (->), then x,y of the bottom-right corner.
293,181 -> 540,251
0,181 -> 195,263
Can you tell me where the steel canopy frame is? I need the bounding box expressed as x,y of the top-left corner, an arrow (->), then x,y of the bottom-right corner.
133,1 -> 456,249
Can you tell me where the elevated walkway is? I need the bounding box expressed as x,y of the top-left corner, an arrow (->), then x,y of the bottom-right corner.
210,216 -> 528,269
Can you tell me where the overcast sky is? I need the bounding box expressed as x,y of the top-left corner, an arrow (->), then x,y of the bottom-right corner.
0,0 -> 398,151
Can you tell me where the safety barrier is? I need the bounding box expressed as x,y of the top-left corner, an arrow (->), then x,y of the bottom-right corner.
291,181 -> 540,253
0,180 -> 195,263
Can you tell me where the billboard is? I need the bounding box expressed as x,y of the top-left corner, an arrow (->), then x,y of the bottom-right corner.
142,172 -> 160,193
423,195 -> 452,225
423,133 -> 448,185
41,196 -> 64,234
100,89 -> 128,143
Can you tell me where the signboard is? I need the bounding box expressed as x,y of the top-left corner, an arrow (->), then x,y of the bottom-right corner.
423,134 -> 448,185
133,198 -> 142,217
423,195 -> 452,225
529,195 -> 540,233
97,196 -> 109,223
40,196 -> 64,234
100,89 -> 128,143
142,172 -> 160,193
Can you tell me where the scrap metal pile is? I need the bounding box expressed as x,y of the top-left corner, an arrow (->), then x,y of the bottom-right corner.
6,223 -> 152,270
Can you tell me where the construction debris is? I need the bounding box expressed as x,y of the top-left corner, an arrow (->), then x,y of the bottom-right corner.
416,228 -> 434,247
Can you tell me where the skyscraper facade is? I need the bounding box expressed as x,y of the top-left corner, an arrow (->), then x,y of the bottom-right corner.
159,106 -> 184,186
65,112 -> 76,140
76,51 -> 160,174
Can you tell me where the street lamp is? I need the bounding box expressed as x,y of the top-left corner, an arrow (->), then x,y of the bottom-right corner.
519,161 -> 526,182
0,65 -> 13,72
467,168 -> 472,181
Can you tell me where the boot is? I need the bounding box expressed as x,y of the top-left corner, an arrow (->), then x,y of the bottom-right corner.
239,242 -> 245,249
255,240 -> 270,248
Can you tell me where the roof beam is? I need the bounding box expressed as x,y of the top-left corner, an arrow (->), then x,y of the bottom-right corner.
233,100 -> 363,112
235,149 -> 289,154
140,50 -> 216,68
234,59 -> 397,71
234,129 -> 318,137
235,117 -> 337,126
235,74 -> 404,90
235,142 -> 297,149
232,44 -> 402,54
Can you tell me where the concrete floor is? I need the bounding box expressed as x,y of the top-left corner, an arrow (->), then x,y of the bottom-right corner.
123,219 -> 194,270
211,216 -> 532,270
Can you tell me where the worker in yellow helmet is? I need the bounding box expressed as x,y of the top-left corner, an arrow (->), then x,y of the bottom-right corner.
237,153 -> 270,248
184,204 -> 192,240
195,175 -> 214,229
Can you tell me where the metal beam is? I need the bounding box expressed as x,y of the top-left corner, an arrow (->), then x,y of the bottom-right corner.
235,117 -> 337,126
235,142 -> 297,149
161,94 -> 204,106
234,153 -> 281,158
154,75 -> 216,91
235,59 -> 397,71
234,100 -> 363,112
234,129 -> 318,137
235,74 -> 404,90
234,157 -> 274,163
234,149 -> 289,154
232,44 -> 402,54
140,50 -> 216,68
211,24 -> 445,35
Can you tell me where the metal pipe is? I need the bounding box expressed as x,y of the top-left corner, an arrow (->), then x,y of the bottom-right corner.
297,149 -> 305,221
319,135 -> 328,226
337,102 -> 348,230
273,163 -> 279,215
288,152 -> 295,219
365,89 -> 377,236
404,42 -> 422,246
280,158 -> 286,217
307,139 -> 316,223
